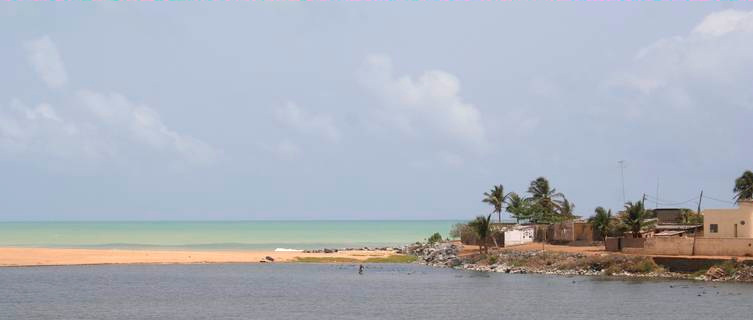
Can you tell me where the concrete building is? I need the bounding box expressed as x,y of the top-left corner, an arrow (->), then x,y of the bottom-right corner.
702,201 -> 753,238
654,208 -> 684,224
502,225 -> 535,246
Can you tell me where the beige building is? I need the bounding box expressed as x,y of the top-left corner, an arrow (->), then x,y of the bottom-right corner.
702,201 -> 753,238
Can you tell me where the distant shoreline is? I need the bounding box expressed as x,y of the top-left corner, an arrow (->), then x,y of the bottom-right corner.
0,247 -> 405,267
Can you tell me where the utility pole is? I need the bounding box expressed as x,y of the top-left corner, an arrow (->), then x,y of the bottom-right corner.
642,193 -> 646,207
618,160 -> 626,204
692,190 -> 703,256
697,190 -> 703,214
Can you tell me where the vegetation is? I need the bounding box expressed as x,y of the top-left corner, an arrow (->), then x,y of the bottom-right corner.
620,201 -> 654,238
505,192 -> 533,223
427,232 -> 443,244
718,260 -> 739,276
482,185 -> 508,223
680,208 -> 703,225
558,198 -> 576,219
734,170 -> 753,201
527,177 -> 564,213
468,214 -> 493,254
487,251 -> 663,275
588,206 -> 612,244
476,177 -> 576,225
525,177 -> 569,223
449,223 -> 468,239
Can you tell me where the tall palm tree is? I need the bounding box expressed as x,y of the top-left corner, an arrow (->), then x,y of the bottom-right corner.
506,192 -> 532,223
468,214 -> 492,254
621,201 -> 653,238
734,170 -> 753,201
482,185 -> 508,223
526,177 -> 565,221
588,207 -> 612,245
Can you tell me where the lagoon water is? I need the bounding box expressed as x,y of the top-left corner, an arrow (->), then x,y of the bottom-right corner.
0,221 -> 458,250
2,263 -> 753,320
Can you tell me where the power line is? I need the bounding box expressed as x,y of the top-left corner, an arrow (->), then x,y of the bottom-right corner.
643,194 -> 698,206
702,194 -> 736,205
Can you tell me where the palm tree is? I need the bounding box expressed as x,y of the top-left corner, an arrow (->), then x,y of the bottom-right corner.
734,170 -> 753,201
482,185 -> 508,223
468,214 -> 492,254
526,177 -> 565,222
559,198 -> 576,219
621,201 -> 653,238
588,207 -> 612,245
506,192 -> 532,223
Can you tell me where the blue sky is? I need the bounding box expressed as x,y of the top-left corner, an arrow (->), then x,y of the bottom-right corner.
1,3 -> 752,220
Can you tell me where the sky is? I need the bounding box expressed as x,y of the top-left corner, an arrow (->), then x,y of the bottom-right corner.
1,2 -> 752,221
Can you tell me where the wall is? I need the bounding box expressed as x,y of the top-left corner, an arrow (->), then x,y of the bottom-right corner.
637,237 -> 694,256
574,223 -> 595,242
551,222 -> 574,242
703,201 -> 753,238
605,238 -> 620,252
503,228 -> 534,246
627,236 -> 753,257
655,209 -> 683,224
695,238 -> 753,256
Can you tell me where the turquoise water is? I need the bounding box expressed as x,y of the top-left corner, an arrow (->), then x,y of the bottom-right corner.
0,221 -> 458,250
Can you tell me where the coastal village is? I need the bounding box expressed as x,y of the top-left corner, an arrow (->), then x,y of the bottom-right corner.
409,170 -> 753,282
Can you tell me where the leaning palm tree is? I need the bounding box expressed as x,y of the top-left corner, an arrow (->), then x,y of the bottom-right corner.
468,214 -> 492,254
621,201 -> 653,238
526,177 -> 565,221
482,185 -> 508,223
734,170 -> 753,201
588,207 -> 612,246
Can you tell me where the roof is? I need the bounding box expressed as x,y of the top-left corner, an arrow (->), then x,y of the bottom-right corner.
654,224 -> 702,230
655,230 -> 687,236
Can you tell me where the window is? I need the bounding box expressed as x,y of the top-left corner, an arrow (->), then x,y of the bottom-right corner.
710,224 -> 718,233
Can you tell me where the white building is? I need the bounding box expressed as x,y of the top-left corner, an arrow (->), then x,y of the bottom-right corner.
503,225 -> 535,246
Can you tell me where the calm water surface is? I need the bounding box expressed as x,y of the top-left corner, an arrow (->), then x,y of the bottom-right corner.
2,264 -> 752,320
0,221 -> 458,250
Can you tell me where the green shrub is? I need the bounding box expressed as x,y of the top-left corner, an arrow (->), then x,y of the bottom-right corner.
718,260 -> 739,275
428,232 -> 443,244
449,223 -> 467,239
625,258 -> 661,274
488,256 -> 498,265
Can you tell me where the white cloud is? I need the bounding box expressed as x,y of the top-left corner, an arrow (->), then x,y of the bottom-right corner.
275,101 -> 339,142
4,37 -> 217,168
610,9 -> 753,112
0,93 -> 218,167
24,36 -> 68,89
692,10 -> 753,37
359,54 -> 488,151
76,90 -> 218,165
0,99 -> 109,160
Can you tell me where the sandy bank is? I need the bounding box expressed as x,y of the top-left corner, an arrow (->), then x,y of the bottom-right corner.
0,247 -> 398,267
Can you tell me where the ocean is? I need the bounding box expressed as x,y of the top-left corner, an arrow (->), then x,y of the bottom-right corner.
3,263 -> 752,320
0,221 -> 459,250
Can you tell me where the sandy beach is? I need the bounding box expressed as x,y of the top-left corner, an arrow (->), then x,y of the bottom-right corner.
0,247 -> 399,267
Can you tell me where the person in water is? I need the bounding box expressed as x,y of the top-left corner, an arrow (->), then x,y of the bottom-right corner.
358,264 -> 364,275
